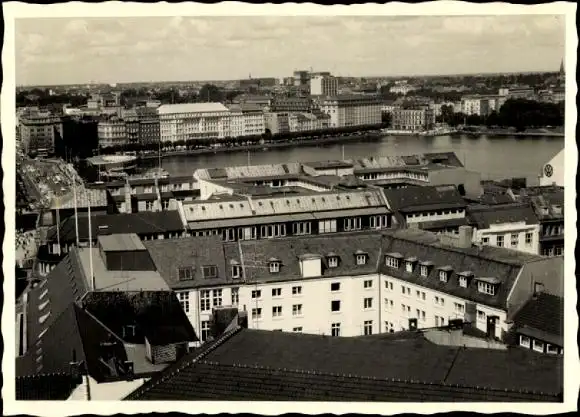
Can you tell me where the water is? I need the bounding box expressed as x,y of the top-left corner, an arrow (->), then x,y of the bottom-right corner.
157,135 -> 565,186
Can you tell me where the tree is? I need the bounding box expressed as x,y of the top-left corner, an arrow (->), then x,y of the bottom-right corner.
198,84 -> 224,103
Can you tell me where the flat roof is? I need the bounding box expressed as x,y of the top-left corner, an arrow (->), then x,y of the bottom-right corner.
157,102 -> 229,114
98,233 -> 146,252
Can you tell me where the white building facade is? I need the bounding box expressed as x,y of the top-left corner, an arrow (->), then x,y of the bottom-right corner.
319,95 -> 382,128
473,222 -> 541,255
158,103 -> 232,142
310,75 -> 339,97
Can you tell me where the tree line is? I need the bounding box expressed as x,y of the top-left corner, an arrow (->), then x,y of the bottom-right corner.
437,99 -> 564,130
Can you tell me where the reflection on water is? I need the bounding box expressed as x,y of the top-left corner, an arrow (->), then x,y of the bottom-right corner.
154,134 -> 564,186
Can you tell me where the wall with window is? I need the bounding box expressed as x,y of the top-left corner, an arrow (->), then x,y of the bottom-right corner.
381,273 -> 507,337
474,222 -> 540,255
517,334 -> 562,355
405,208 -> 465,225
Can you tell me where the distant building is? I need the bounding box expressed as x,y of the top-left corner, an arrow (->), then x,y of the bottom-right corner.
226,104 -> 266,137
98,117 -> 127,148
310,75 -> 339,97
389,84 -> 418,95
391,108 -> 435,131
319,95 -> 382,128
270,97 -> 314,113
293,70 -> 310,87
498,87 -> 536,100
288,111 -> 331,132
19,110 -> 63,156
157,102 -> 232,142
264,112 -> 290,134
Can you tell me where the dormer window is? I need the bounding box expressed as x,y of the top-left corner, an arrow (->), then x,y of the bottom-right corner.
201,265 -> 218,279
457,271 -> 474,288
385,253 -> 403,269
354,250 -> 368,265
328,256 -> 339,268
178,267 -> 194,281
438,266 -> 453,283
476,277 -> 500,295
269,258 -> 281,273
419,261 -> 433,277
405,257 -> 418,273
231,264 -> 242,279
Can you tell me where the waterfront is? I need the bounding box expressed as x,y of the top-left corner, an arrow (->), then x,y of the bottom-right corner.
152,134 -> 565,185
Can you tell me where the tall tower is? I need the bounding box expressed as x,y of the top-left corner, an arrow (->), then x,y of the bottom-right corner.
559,58 -> 564,76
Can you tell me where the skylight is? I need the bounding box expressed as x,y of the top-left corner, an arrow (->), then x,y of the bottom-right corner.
39,312 -> 51,325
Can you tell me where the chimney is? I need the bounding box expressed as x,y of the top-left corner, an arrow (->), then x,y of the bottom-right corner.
457,225 -> 473,248
533,282 -> 545,298
124,179 -> 132,214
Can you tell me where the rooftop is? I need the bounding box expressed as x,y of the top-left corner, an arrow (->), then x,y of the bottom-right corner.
98,233 -> 146,252
511,292 -> 563,346
126,327 -> 563,402
383,184 -> 466,212
467,203 -> 539,228
157,102 -> 229,115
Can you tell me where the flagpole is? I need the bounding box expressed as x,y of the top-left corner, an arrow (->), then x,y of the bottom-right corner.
73,179 -> 80,247
56,197 -> 61,256
86,190 -> 95,290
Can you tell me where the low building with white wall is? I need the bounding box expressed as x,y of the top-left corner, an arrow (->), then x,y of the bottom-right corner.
157,102 -> 232,142
468,203 -> 541,255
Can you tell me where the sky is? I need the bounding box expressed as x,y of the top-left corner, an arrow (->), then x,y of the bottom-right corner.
15,15 -> 566,86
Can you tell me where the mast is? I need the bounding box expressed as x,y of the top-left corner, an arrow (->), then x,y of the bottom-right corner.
73,179 -> 80,247
55,197 -> 61,255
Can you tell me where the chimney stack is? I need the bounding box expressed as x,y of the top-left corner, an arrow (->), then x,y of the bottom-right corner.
457,225 -> 473,248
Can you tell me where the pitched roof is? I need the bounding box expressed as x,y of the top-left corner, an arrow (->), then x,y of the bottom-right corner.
16,372 -> 82,400
126,328 -> 562,402
383,185 -> 465,212
511,293 -> 563,346
46,211 -> 185,242
467,203 -> 539,229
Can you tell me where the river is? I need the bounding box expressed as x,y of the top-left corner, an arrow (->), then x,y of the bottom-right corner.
153,134 -> 565,186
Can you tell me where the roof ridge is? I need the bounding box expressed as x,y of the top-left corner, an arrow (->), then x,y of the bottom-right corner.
124,326 -> 243,400
16,371 -> 76,380
195,360 -> 561,397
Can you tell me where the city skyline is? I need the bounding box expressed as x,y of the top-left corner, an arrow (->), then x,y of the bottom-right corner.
16,15 -> 566,86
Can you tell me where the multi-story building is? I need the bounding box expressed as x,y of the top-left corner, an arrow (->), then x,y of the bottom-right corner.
142,226 -> 563,343
136,108 -> 161,145
498,87 -> 536,100
467,203 -> 541,255
461,96 -> 492,117
157,103 -> 232,142
293,70 -> 310,87
264,112 -> 290,134
310,75 -> 339,97
98,117 -> 127,148
19,110 -> 63,156
514,186 -> 564,257
391,108 -> 435,131
319,95 -> 382,128
226,104 -> 266,137
288,112 -> 331,132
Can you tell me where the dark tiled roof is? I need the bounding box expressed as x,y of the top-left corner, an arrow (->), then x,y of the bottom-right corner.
467,203 -> 539,229
143,236 -> 230,290
46,211 -> 185,242
81,291 -> 198,346
126,328 -> 562,402
384,185 -> 465,212
511,293 -> 563,346
479,193 -> 516,205
379,229 -> 534,309
16,372 -> 82,400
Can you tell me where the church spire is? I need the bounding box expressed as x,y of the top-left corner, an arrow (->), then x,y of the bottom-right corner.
559,58 -> 564,75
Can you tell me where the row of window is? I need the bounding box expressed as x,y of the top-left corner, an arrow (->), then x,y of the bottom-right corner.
406,208 -> 464,218
481,232 -> 534,247
519,335 -> 561,354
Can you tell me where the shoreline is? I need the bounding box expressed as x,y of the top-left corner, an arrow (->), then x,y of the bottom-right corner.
136,129 -> 564,160
138,132 -> 384,160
